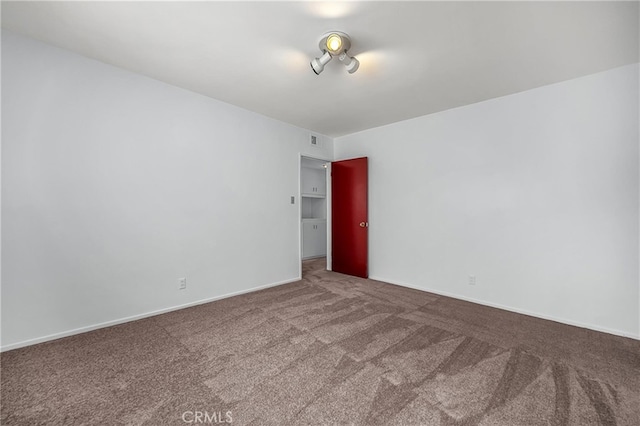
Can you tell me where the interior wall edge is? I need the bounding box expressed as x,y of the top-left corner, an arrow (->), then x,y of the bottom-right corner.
370,275 -> 640,341
0,276 -> 301,353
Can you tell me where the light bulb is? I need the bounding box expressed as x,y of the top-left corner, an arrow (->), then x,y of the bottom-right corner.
326,34 -> 342,53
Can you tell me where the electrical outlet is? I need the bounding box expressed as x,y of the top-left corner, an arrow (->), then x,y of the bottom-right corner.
178,278 -> 187,290
291,196 -> 295,204
468,275 -> 476,286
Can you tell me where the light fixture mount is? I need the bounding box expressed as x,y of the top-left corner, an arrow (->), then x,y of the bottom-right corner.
310,31 -> 359,75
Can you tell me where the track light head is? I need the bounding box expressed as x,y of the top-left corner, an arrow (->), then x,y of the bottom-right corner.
310,31 -> 359,75
310,51 -> 332,75
326,33 -> 343,54
325,33 -> 350,55
339,52 -> 360,74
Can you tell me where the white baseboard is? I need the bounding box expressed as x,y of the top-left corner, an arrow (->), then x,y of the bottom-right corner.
302,255 -> 326,260
369,275 -> 640,341
0,276 -> 301,352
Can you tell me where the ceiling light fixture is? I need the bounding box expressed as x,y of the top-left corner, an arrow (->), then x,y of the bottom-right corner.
310,31 -> 359,75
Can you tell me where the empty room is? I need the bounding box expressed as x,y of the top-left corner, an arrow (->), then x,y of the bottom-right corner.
1,1 -> 639,425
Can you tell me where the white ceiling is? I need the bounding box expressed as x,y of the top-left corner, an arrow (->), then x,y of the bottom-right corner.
2,1 -> 638,137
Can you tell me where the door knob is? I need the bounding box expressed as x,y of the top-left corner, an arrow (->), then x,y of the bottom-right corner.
359,222 -> 368,228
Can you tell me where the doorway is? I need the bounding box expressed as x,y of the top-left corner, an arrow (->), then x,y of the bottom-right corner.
300,156 -> 330,275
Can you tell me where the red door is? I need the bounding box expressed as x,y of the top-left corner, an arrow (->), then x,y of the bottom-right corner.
332,157 -> 368,278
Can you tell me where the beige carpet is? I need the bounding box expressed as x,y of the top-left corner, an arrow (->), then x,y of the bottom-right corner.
2,258 -> 639,425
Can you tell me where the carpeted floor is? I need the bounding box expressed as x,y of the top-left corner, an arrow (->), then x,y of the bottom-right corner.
2,258 -> 639,425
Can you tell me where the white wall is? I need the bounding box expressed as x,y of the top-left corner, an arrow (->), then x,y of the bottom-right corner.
335,64 -> 640,338
1,31 -> 333,350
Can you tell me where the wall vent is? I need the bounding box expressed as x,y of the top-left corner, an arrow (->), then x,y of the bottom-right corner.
310,135 -> 318,145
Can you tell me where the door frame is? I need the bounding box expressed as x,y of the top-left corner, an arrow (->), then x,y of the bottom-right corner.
298,153 -> 332,278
